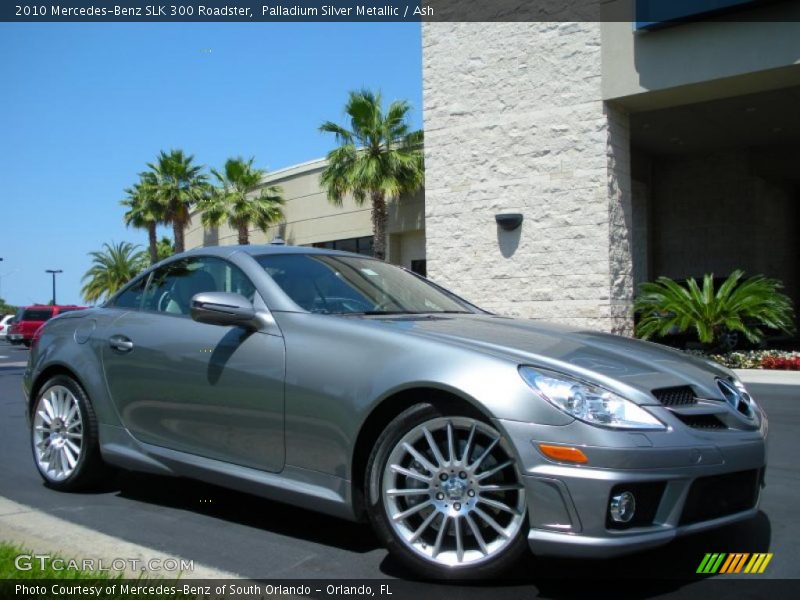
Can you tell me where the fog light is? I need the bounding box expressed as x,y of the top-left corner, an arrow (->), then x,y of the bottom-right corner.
609,491 -> 636,523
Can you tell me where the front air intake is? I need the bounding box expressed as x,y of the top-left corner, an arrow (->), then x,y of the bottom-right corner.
652,386 -> 697,407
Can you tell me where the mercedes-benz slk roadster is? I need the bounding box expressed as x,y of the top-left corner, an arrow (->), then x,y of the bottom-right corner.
24,245 -> 767,578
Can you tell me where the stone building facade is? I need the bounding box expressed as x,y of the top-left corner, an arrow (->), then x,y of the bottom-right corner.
422,22 -> 632,333
422,11 -> 800,334
189,8 -> 800,336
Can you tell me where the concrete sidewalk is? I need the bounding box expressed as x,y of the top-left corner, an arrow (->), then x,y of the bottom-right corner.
735,369 -> 800,386
0,496 -> 241,579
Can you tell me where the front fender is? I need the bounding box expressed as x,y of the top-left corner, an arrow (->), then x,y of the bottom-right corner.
277,312 -> 571,480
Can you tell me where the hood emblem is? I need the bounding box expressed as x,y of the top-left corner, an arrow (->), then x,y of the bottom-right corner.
717,379 -> 753,418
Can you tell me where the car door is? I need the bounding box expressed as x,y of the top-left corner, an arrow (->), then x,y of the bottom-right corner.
101,255 -> 285,473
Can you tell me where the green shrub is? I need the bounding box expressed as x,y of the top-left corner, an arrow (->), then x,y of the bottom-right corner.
635,270 -> 795,351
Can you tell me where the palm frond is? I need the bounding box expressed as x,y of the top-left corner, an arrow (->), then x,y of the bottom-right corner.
635,271 -> 795,348
319,89 -> 424,211
80,241 -> 147,303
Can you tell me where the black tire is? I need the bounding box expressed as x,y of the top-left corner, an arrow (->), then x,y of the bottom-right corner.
30,375 -> 109,491
365,402 -> 529,580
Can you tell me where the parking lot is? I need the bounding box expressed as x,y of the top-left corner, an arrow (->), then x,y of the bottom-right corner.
0,341 -> 798,595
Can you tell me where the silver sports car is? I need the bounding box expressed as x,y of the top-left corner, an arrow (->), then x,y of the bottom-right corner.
23,245 -> 767,579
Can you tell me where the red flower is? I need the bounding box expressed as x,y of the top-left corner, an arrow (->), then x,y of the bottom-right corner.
761,356 -> 800,370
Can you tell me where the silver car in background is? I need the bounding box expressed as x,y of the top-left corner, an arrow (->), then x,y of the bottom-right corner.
23,245 -> 767,579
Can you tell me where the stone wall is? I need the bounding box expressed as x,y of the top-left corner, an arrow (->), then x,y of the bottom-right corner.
422,22 -> 634,333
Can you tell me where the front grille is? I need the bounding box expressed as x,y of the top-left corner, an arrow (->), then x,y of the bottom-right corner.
675,413 -> 727,429
679,469 -> 760,525
652,386 -> 697,406
606,481 -> 666,530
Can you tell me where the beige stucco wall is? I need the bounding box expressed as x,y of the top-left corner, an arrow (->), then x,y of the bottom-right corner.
601,6 -> 800,110
184,157 -> 425,265
389,229 -> 426,271
422,22 -> 634,333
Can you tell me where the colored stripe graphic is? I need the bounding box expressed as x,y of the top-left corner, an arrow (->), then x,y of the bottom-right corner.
733,553 -> 750,573
720,553 -> 751,573
700,553 -> 773,574
720,554 -> 736,573
758,554 -> 773,573
697,553 -> 714,573
698,553 -> 727,573
744,553 -> 774,573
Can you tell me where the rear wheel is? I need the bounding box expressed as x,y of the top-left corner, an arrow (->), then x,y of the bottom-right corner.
366,403 -> 528,579
31,375 -> 107,491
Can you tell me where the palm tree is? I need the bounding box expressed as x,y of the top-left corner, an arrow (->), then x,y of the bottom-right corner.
121,172 -> 163,264
148,149 -> 208,253
319,89 -> 424,260
81,242 -> 148,304
156,236 -> 174,261
635,270 -> 795,350
199,157 -> 285,245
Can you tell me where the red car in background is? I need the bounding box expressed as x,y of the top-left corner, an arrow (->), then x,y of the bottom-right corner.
6,304 -> 87,347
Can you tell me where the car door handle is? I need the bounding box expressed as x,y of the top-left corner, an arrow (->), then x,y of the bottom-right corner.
109,335 -> 134,353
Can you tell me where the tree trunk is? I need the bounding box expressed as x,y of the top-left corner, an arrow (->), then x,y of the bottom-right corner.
148,222 -> 158,264
371,191 -> 388,260
237,222 -> 249,245
173,219 -> 185,254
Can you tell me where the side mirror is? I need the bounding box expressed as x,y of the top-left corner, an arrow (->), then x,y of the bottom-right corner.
190,292 -> 258,329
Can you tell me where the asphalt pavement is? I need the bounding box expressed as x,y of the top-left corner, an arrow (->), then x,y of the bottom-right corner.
0,340 -> 798,595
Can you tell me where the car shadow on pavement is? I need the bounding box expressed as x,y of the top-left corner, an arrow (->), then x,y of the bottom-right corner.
379,511 -> 772,596
110,470 -> 381,553
72,461 -> 772,591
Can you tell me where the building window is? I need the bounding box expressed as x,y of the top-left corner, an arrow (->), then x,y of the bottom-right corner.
410,260 -> 427,277
312,236 -> 374,256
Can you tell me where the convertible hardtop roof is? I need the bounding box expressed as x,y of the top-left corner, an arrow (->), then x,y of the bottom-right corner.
180,244 -> 372,260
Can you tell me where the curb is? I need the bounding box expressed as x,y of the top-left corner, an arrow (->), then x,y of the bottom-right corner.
0,496 -> 242,579
734,369 -> 800,386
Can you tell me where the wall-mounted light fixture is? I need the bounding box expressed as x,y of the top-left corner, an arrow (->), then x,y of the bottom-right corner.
495,213 -> 523,231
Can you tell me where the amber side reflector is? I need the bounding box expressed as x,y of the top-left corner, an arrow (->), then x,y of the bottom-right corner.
538,444 -> 589,464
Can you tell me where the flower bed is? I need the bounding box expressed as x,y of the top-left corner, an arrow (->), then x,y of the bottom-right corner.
686,349 -> 800,370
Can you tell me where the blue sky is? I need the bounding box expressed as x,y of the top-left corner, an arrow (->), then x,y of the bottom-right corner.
0,23 -> 422,307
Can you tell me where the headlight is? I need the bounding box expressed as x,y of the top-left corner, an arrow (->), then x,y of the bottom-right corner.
519,366 -> 666,430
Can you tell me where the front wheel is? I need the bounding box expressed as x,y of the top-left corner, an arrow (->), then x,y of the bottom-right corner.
366,403 -> 529,579
31,375 -> 108,491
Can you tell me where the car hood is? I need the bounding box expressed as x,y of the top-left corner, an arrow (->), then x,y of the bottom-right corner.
368,313 -> 732,403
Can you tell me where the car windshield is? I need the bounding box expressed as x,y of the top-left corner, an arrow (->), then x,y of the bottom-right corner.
256,253 -> 473,315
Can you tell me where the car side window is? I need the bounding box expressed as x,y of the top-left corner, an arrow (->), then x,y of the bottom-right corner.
112,276 -> 148,310
142,257 -> 256,316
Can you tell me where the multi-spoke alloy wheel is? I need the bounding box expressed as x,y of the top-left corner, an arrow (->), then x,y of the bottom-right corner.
378,414 -> 526,571
31,376 -> 106,491
33,385 -> 84,482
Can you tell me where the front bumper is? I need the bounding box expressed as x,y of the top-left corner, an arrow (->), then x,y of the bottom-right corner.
499,419 -> 767,559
